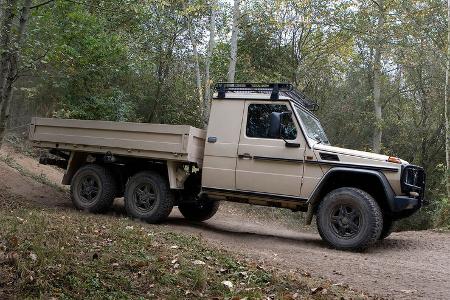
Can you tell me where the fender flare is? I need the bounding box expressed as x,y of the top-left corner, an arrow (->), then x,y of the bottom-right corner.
305,167 -> 396,225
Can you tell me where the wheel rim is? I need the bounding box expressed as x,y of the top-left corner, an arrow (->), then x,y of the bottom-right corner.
78,175 -> 100,203
330,204 -> 362,239
132,182 -> 158,213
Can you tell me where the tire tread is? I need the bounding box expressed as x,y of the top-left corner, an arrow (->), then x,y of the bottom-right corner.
125,171 -> 174,223
316,187 -> 383,251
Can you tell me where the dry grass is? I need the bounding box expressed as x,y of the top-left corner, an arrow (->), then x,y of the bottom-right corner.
0,189 -> 371,300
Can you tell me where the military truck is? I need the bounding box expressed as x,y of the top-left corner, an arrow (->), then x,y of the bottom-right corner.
29,83 -> 425,251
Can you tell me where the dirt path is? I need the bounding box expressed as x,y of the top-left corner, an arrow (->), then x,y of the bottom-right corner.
164,214 -> 450,300
1,146 -> 449,299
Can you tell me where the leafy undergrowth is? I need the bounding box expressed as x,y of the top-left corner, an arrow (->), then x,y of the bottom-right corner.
0,189 -> 371,300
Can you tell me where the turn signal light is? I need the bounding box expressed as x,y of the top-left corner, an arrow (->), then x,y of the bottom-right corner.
387,156 -> 401,164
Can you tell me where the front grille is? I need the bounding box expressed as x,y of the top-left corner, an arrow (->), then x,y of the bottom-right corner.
401,165 -> 426,200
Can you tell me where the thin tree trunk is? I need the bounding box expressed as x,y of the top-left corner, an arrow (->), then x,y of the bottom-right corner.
445,0 -> 450,200
0,0 -> 16,97
0,0 -> 17,144
227,0 -> 240,83
187,14 -> 203,115
372,0 -> 384,154
0,0 -> 31,142
203,0 -> 216,127
0,0 -> 4,25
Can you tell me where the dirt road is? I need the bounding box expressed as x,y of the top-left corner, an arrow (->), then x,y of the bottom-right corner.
1,146 -> 449,299
166,213 -> 450,299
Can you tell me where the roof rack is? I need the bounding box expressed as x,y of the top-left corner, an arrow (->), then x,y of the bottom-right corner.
213,82 -> 319,111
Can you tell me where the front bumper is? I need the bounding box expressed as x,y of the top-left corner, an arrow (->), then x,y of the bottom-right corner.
392,195 -> 422,219
393,196 -> 420,211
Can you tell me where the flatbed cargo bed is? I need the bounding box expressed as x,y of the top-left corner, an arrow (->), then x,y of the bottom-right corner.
29,118 -> 206,166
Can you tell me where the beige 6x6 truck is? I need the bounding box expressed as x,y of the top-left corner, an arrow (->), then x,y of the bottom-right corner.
29,83 -> 426,251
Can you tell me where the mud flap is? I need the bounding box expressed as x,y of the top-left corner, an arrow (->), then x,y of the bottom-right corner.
305,203 -> 314,225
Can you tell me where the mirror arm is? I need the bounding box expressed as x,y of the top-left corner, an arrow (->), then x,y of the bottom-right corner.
280,129 -> 300,148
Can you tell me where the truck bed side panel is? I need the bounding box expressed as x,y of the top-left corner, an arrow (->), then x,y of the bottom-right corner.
29,118 -> 206,165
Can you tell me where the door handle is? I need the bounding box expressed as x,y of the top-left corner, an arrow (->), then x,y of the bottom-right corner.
207,136 -> 217,143
238,153 -> 253,159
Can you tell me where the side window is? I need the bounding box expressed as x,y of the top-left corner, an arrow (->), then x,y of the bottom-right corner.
246,104 -> 297,140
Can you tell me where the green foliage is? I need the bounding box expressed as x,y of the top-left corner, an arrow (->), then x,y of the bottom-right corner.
31,2 -> 133,120
53,89 -> 135,121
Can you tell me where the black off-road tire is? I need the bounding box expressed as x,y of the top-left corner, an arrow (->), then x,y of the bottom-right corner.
379,216 -> 395,240
177,172 -> 220,221
316,187 -> 383,251
70,164 -> 116,213
124,171 -> 174,223
179,200 -> 220,222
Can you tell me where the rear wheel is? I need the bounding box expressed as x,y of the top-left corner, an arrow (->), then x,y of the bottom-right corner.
177,172 -> 220,221
316,187 -> 383,251
70,164 -> 116,213
379,216 -> 395,240
179,199 -> 220,222
124,171 -> 174,223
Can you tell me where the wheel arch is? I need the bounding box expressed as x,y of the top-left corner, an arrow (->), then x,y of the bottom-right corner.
305,167 -> 396,225
62,151 -> 88,185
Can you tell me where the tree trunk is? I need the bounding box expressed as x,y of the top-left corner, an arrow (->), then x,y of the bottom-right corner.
0,0 -> 31,143
0,0 -> 16,96
203,0 -> 216,127
445,0 -> 450,200
227,0 -> 240,83
187,14 -> 203,115
372,0 -> 384,154
0,0 -> 17,144
0,0 -> 5,24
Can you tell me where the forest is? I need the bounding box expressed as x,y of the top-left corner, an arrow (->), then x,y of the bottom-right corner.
0,0 -> 449,229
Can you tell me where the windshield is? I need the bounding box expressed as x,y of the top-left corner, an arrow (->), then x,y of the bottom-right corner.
295,106 -> 330,145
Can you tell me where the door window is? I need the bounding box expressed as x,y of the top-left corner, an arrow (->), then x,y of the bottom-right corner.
246,104 -> 297,140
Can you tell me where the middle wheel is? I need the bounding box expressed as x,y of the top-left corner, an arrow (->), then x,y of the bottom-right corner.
124,171 -> 174,223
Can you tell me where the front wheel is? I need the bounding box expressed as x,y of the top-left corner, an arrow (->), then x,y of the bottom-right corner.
316,187 -> 383,251
124,171 -> 174,223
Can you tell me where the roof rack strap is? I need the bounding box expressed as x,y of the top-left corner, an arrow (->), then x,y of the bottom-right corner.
217,83 -> 226,98
270,84 -> 279,100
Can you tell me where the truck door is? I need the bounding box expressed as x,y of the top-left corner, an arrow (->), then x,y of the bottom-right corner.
202,99 -> 245,190
235,101 -> 305,197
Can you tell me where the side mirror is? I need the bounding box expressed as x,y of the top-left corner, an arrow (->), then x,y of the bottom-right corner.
269,111 -> 292,139
269,112 -> 282,138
